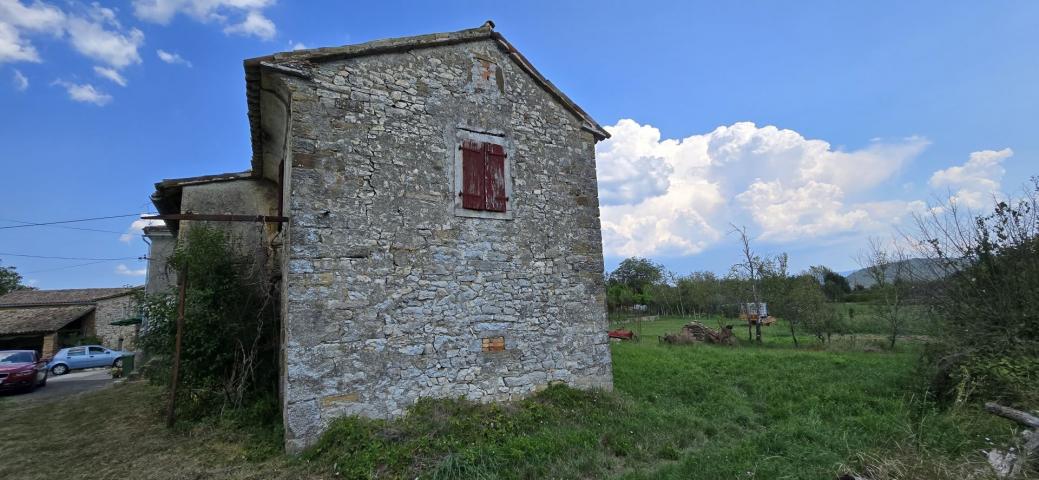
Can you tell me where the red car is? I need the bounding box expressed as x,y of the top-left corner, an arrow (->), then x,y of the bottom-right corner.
0,350 -> 49,393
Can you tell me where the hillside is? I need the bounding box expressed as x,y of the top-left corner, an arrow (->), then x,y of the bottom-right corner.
843,257 -> 952,288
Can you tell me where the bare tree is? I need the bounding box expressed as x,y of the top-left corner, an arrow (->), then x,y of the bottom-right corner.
731,224 -> 765,343
857,237 -> 916,349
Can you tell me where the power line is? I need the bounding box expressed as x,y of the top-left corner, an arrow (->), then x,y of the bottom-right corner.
21,260 -> 118,274
0,213 -> 150,230
0,218 -> 129,235
0,252 -> 144,261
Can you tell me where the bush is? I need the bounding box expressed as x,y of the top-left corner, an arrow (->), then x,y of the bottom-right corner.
138,226 -> 280,424
916,179 -> 1039,407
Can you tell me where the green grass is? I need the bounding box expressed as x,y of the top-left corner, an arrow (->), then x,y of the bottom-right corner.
0,383 -> 303,480
0,317 -> 1018,479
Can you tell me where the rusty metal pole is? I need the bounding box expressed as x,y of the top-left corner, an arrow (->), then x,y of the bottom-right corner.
165,263 -> 188,428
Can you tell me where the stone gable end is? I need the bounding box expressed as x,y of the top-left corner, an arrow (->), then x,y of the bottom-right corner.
264,37 -> 612,452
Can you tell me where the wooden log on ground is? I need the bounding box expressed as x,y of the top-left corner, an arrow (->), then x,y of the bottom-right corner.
985,402 -> 1039,478
985,402 -> 1039,429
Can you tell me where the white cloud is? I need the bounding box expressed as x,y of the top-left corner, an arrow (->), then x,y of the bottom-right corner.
66,15 -> 143,69
0,0 -> 65,63
115,263 -> 146,276
120,216 -> 164,243
156,48 -> 190,66
93,65 -> 125,85
0,21 -> 40,62
0,0 -> 65,32
1,1 -> 145,70
132,0 -> 276,39
222,10 -> 273,39
11,67 -> 27,89
929,148 -> 1012,209
597,120 -> 930,257
595,119 -> 675,205
289,40 -> 305,50
52,79 -> 111,105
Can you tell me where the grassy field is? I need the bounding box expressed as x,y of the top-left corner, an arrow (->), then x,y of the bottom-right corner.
0,316 -> 1019,479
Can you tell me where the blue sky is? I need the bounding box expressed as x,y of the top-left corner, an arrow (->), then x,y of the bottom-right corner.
1,1 -> 1036,289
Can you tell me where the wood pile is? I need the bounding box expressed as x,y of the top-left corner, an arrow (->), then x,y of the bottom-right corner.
661,322 -> 735,345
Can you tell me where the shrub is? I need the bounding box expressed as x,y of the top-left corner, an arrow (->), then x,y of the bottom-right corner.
138,226 -> 280,424
915,178 -> 1039,406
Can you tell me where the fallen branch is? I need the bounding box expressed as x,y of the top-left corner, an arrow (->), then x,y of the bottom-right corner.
985,402 -> 1039,429
984,402 -> 1039,478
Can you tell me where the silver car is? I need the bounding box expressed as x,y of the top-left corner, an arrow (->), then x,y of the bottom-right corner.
47,345 -> 132,375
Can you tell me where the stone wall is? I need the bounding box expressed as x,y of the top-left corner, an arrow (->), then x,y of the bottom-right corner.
179,178 -> 280,282
143,226 -> 176,295
94,294 -> 138,351
275,38 -> 612,451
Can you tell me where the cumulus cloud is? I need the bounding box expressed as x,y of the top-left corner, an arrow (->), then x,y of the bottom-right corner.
133,0 -> 276,39
222,9 -> 273,39
597,120 -> 930,257
11,67 -> 27,89
120,216 -> 164,243
929,148 -> 1013,209
156,48 -> 190,66
52,79 -> 111,105
115,263 -> 146,276
595,119 -> 675,205
289,40 -> 305,50
93,65 -> 125,85
66,15 -> 144,69
1,1 -> 144,70
0,21 -> 39,61
0,0 -> 65,63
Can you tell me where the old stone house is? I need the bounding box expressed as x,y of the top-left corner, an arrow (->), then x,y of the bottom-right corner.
0,288 -> 141,356
147,21 -> 613,451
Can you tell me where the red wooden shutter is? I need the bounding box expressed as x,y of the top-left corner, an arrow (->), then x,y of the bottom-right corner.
484,143 -> 507,212
460,140 -> 485,210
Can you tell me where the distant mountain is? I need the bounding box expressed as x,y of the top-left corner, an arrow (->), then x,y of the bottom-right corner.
843,257 -> 953,288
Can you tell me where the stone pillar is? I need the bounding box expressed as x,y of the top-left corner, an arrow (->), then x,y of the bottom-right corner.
41,333 -> 59,357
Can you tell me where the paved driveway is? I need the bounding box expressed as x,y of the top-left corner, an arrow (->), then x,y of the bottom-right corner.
0,369 -> 113,403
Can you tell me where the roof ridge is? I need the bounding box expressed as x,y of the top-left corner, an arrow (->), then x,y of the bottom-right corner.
243,21 -> 609,176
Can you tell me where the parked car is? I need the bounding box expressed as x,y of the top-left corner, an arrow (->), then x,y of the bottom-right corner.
47,345 -> 132,375
0,350 -> 48,392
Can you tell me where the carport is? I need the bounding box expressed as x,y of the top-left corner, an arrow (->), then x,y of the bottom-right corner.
0,305 -> 95,356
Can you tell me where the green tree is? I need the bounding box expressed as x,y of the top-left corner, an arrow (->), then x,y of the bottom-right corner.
609,257 -> 663,294
810,266 -> 851,302
0,261 -> 31,296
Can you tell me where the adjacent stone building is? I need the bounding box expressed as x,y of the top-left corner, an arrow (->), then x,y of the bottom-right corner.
0,288 -> 141,355
147,21 -> 613,451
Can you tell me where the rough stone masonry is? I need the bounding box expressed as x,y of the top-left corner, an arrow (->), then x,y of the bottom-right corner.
148,21 -> 614,452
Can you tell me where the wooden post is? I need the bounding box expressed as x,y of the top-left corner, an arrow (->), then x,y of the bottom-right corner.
165,263 -> 188,428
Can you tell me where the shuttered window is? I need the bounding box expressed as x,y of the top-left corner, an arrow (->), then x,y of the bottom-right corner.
459,140 -> 508,213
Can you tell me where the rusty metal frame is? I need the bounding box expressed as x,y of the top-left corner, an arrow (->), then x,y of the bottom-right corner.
142,213 -> 289,223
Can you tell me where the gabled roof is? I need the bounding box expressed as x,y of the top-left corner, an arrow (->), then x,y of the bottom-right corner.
150,171 -> 255,231
0,305 -> 94,335
0,288 -> 139,307
243,21 -> 610,175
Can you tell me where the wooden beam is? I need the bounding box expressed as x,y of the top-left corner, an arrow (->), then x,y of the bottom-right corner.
166,263 -> 188,428
143,214 -> 289,223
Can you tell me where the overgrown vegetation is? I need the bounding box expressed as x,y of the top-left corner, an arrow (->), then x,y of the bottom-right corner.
5,315 -> 1021,479
139,226 -> 280,426
915,179 -> 1039,407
